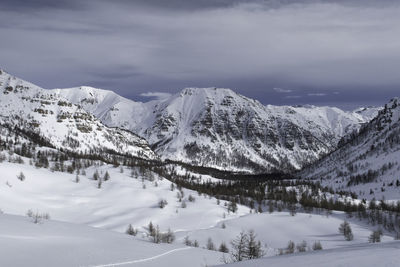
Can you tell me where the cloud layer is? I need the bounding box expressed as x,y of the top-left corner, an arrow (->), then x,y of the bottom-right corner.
0,0 -> 399,108
140,92 -> 172,100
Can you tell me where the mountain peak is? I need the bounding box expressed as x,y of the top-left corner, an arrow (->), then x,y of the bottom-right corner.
179,87 -> 235,97
388,97 -> 399,108
0,72 -> 157,160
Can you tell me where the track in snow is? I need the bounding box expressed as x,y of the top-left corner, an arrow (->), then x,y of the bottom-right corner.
85,247 -> 193,267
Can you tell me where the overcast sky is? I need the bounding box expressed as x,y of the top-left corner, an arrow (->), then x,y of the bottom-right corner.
1,0 -> 399,109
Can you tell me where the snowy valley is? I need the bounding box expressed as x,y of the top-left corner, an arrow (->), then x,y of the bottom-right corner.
0,69 -> 399,267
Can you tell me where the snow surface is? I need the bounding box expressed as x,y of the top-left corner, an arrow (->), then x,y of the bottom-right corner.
0,159 -> 248,233
0,158 -> 393,265
0,213 -> 222,267
175,211 -> 393,256
219,241 -> 400,267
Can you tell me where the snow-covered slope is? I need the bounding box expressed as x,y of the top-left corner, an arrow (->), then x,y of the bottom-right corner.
0,70 -> 156,160
0,157 -> 392,266
55,86 -> 379,173
0,213 -> 223,267
219,241 -> 400,267
0,158 -> 248,233
301,98 -> 400,200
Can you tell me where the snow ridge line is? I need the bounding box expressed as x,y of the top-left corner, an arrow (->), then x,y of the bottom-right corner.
84,247 -> 193,267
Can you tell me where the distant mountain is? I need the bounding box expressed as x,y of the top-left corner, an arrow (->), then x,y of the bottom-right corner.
54,85 -> 379,173
0,70 -> 157,160
300,98 -> 400,199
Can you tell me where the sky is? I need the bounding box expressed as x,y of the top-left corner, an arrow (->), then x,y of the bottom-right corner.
1,0 -> 400,109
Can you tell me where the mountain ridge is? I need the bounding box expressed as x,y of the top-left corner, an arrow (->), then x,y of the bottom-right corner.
53,84 -> 380,173
0,70 -> 157,161
300,97 -> 400,200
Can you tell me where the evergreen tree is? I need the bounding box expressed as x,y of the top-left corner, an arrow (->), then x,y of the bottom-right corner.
17,171 -> 25,181
227,201 -> 238,213
368,229 -> 382,243
286,241 -> 295,254
247,230 -> 264,259
206,237 -> 215,250
230,231 -> 249,262
103,171 -> 110,181
296,240 -> 307,252
339,221 -> 354,241
219,242 -> 229,253
93,170 -> 99,180
126,224 -> 137,236
148,221 -> 155,236
312,241 -> 323,250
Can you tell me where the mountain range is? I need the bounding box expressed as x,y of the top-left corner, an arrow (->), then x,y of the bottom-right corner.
53,85 -> 378,173
0,69 -> 385,173
0,69 -> 156,161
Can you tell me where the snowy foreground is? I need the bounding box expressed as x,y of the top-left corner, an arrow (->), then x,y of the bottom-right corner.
220,241 -> 400,267
0,213 -> 221,267
0,160 -> 397,266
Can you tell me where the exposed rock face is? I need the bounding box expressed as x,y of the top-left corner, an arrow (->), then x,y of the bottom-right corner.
55,85 -> 379,173
0,71 -> 157,160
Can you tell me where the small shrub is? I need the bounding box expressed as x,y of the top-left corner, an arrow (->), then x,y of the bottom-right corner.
17,172 -> 25,181
158,199 -> 168,209
312,241 -> 323,250
126,224 -> 138,236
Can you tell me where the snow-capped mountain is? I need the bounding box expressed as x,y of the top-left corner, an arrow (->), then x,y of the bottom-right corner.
54,85 -> 379,173
0,70 -> 156,160
301,98 -> 400,199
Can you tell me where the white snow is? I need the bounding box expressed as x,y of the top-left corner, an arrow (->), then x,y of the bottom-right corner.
219,241 -> 400,267
0,158 -> 394,266
0,213 -> 222,267
0,71 -> 156,160
54,85 -> 381,172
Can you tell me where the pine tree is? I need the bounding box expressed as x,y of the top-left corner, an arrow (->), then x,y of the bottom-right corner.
93,170 -> 99,180
286,241 -> 295,254
161,228 -> 175,243
126,224 -> 137,236
219,242 -> 229,253
153,225 -> 161,243
206,237 -> 215,250
268,201 -> 274,213
183,236 -> 192,246
339,221 -> 354,241
247,230 -> 264,259
103,171 -> 110,181
228,201 -> 238,213
230,231 -> 249,262
17,172 -> 25,181
312,241 -> 323,250
368,229 -> 382,243
148,221 -> 155,236
296,240 -> 307,252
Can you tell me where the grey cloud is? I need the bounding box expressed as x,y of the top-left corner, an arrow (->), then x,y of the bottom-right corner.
274,88 -> 293,93
308,93 -> 327,97
0,0 -> 86,11
0,0 -> 399,109
140,92 -> 172,100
